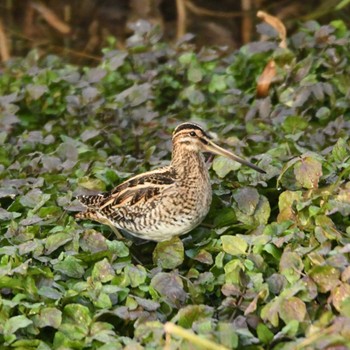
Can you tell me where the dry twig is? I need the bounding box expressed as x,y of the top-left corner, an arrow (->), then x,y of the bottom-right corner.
176,0 -> 187,39
185,0 -> 244,18
0,19 -> 10,61
164,322 -> 229,350
30,1 -> 71,34
241,0 -> 252,43
257,10 -> 287,48
256,11 -> 287,97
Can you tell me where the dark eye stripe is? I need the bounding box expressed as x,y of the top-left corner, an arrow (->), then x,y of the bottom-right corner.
199,137 -> 209,145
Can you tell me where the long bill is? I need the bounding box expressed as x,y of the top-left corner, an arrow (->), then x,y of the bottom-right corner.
204,139 -> 266,174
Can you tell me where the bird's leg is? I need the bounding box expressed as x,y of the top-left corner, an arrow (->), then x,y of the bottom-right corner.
107,225 -> 127,241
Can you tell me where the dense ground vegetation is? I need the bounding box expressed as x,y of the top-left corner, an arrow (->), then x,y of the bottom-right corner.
0,19 -> 350,349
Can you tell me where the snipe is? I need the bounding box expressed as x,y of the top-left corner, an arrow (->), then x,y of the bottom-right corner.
76,123 -> 265,242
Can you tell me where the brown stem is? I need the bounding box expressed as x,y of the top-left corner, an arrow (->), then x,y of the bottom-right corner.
176,0 -> 187,39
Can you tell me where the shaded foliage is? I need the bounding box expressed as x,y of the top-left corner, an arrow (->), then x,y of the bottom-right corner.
2,0 -> 350,64
0,19 -> 350,349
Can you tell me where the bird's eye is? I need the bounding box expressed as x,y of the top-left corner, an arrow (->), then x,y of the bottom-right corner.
189,131 -> 196,137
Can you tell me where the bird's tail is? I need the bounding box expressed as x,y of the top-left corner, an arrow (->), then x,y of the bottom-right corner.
76,194 -> 107,208
75,209 -> 125,240
75,209 -> 98,220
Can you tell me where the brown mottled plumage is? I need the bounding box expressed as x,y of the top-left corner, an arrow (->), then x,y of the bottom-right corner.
76,123 -> 265,242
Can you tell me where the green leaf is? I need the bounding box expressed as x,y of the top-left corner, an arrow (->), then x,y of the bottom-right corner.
282,320 -> 299,338
4,315 -> 33,336
232,187 -> 270,226
59,304 -> 92,340
209,75 -> 227,93
332,138 -> 348,163
53,256 -> 85,278
179,52 -> 195,65
224,259 -> 244,284
213,155 -> 241,178
35,307 -> 62,329
0,276 -> 24,290
182,86 -> 205,105
331,283 -> 350,313
257,323 -> 274,345
173,305 -> 213,328
277,191 -> 302,221
45,232 -> 72,254
279,251 -> 304,284
187,62 -> 203,83
124,264 -> 147,288
282,115 -> 308,133
153,237 -> 184,269
78,176 -> 106,191
26,84 -> 48,100
221,235 -> 248,255
20,189 -> 50,210
89,321 -> 116,343
94,292 -> 112,309
213,207 -> 237,228
316,106 -> 331,120
91,258 -> 115,282
261,298 -> 280,327
107,240 -> 129,257
217,322 -> 239,348
335,0 -> 350,10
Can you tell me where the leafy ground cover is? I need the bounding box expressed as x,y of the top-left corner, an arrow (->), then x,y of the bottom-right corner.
1,19 -> 350,349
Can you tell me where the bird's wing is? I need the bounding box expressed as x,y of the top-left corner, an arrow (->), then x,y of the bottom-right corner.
96,167 -> 177,209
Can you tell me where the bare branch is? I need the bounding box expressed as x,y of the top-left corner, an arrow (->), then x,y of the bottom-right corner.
0,19 -> 10,62
176,0 -> 187,39
185,1 -> 244,18
31,1 -> 71,34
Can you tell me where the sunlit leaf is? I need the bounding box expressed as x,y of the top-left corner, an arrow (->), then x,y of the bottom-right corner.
4,315 -> 33,336
59,304 -> 91,340
221,235 -> 248,256
330,283 -> 350,313
294,156 -> 323,189
213,156 -> 241,178
279,297 -> 306,323
224,259 -> 244,285
309,265 -> 341,293
35,307 -> 62,329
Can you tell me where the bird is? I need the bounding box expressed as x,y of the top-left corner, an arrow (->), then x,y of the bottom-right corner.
75,122 -> 265,242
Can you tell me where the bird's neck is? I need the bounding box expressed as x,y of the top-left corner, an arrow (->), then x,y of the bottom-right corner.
171,144 -> 208,179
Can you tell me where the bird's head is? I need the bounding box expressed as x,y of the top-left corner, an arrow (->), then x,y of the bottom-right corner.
172,122 -> 265,173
